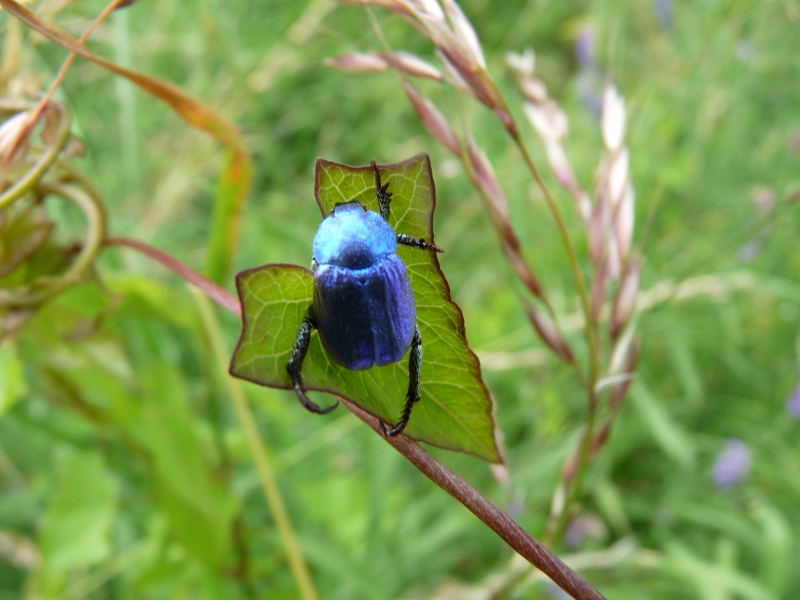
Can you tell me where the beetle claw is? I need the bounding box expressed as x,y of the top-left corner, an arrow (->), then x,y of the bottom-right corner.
294,383 -> 339,415
380,418 -> 407,437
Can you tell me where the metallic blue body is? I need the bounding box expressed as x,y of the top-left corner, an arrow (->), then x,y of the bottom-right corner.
312,201 -> 416,370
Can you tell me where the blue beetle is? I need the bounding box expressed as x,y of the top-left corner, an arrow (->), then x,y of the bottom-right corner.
286,161 -> 442,436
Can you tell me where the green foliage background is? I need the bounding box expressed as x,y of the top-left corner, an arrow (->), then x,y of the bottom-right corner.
1,0 -> 800,598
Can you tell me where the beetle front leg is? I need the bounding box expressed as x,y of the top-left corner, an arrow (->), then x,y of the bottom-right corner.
381,325 -> 423,437
371,160 -> 393,222
396,233 -> 443,254
286,307 -> 338,415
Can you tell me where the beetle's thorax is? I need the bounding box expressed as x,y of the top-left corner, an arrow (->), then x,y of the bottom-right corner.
313,201 -> 397,270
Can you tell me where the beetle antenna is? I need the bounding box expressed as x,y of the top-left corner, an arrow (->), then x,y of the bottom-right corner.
371,159 -> 392,222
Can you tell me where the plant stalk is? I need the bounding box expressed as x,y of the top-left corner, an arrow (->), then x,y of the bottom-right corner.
510,133 -> 603,542
511,135 -> 599,386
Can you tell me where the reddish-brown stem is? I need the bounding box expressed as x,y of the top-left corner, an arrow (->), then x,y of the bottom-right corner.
107,236 -> 606,600
341,400 -> 605,600
104,236 -> 241,317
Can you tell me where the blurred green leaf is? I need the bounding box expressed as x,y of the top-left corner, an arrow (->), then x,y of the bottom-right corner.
664,321 -> 704,407
39,452 -> 117,571
664,541 -> 776,600
106,273 -> 199,330
131,362 -> 236,567
670,503 -> 761,548
298,476 -> 369,550
231,154 -> 500,462
0,344 -> 27,416
752,500 -> 791,597
0,343 -> 26,417
0,204 -> 53,277
206,149 -> 255,284
629,381 -> 696,468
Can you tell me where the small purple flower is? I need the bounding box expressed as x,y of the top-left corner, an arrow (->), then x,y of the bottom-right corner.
787,382 -> 800,418
653,0 -> 674,30
713,438 -> 752,487
564,514 -> 607,549
564,519 -> 586,549
575,27 -> 596,67
736,239 -> 763,263
576,70 -> 603,119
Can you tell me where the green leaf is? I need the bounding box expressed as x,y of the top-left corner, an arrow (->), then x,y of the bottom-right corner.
39,451 -> 118,571
0,342 -> 26,417
629,381 -> 696,468
231,154 -> 500,462
0,204 -> 53,277
752,500 -> 791,597
131,363 -> 237,567
206,149 -> 255,284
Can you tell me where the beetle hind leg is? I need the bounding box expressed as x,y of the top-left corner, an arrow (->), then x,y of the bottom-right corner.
286,308 -> 338,415
381,325 -> 423,437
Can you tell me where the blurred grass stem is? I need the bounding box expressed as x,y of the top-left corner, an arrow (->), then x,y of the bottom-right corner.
112,8 -> 142,192
510,131 -> 602,545
511,133 -> 598,382
192,289 -> 320,600
26,0 -> 129,129
459,151 -> 587,389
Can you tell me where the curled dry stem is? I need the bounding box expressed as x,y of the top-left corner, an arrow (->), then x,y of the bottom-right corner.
0,179 -> 107,306
0,103 -> 72,211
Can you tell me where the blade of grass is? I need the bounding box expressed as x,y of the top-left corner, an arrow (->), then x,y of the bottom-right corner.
206,149 -> 254,283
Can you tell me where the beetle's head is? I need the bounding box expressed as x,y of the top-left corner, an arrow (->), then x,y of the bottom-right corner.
314,200 -> 397,269
331,200 -> 367,216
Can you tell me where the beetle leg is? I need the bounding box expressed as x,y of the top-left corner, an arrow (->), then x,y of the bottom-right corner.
396,233 -> 444,253
286,308 -> 338,415
371,160 -> 393,222
381,325 -> 423,437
